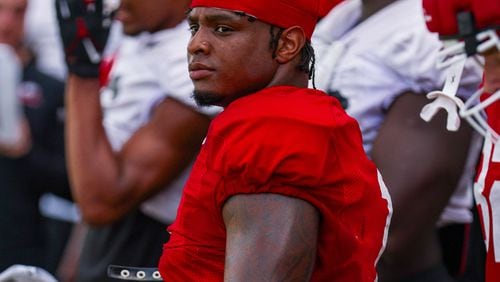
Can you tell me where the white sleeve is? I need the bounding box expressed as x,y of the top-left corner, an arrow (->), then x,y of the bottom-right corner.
378,29 -> 447,95
24,0 -> 67,80
379,28 -> 482,101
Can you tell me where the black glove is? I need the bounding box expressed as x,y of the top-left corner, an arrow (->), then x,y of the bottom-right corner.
55,0 -> 112,78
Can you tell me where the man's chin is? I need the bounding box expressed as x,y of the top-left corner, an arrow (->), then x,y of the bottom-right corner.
121,25 -> 142,37
193,90 -> 224,107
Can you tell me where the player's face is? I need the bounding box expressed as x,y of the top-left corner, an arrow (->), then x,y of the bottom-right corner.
0,0 -> 26,48
115,0 -> 189,35
187,7 -> 279,107
483,49 -> 500,93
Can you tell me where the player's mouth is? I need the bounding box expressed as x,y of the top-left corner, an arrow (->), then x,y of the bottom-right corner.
189,62 -> 215,80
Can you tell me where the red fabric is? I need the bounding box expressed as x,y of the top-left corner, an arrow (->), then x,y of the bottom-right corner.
472,0 -> 500,31
190,0 -> 322,39
475,91 -> 500,282
98,53 -> 116,88
422,0 -> 471,36
423,0 -> 500,37
159,86 -> 391,281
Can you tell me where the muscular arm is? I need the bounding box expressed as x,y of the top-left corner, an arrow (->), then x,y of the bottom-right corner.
222,193 -> 319,282
372,92 -> 474,276
66,75 -> 211,226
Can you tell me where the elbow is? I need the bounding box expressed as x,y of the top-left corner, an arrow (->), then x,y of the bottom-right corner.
71,181 -> 133,226
79,203 -> 126,227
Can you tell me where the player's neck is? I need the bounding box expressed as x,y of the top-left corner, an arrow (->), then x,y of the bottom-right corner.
359,0 -> 397,23
266,69 -> 309,90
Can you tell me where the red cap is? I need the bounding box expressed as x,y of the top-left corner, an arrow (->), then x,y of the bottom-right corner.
190,0 -> 321,39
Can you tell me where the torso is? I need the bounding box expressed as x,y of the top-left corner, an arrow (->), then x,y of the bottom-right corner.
160,86 -> 391,281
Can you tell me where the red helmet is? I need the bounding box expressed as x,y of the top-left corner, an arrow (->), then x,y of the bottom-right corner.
420,0 -> 500,142
423,0 -> 500,38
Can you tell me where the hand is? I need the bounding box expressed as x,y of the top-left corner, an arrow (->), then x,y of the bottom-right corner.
0,119 -> 32,158
55,0 -> 113,78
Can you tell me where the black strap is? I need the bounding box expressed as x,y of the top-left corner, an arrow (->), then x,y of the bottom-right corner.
107,265 -> 162,281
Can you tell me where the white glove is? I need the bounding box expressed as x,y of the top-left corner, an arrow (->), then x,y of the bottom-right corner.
0,265 -> 58,282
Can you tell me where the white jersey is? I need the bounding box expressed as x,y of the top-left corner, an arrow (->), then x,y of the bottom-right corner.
313,0 -> 483,225
101,21 -> 220,224
25,0 -> 67,80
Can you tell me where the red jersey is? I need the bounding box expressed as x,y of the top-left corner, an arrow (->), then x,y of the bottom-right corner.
159,86 -> 392,281
474,91 -> 500,282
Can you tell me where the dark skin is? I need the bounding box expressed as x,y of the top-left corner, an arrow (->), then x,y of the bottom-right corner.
187,8 -> 308,106
360,0 -> 398,22
59,1 -> 209,279
66,82 -> 210,225
358,0 -> 475,280
224,194 -> 319,282
373,92 -> 473,281
187,7 -> 320,281
483,48 -> 500,93
115,0 -> 189,35
66,0 -> 210,226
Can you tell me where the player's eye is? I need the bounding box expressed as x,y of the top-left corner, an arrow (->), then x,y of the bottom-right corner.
189,24 -> 199,35
214,26 -> 233,34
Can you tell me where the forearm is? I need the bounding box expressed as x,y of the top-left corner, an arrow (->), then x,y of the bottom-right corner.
66,80 -> 209,225
65,75 -> 124,223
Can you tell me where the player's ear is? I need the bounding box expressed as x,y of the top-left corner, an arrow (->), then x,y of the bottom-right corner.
274,26 -> 306,64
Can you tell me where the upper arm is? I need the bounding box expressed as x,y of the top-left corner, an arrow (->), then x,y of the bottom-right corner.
222,193 -> 319,282
371,92 -> 473,232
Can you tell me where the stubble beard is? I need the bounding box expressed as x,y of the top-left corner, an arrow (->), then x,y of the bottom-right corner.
193,90 -> 225,107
